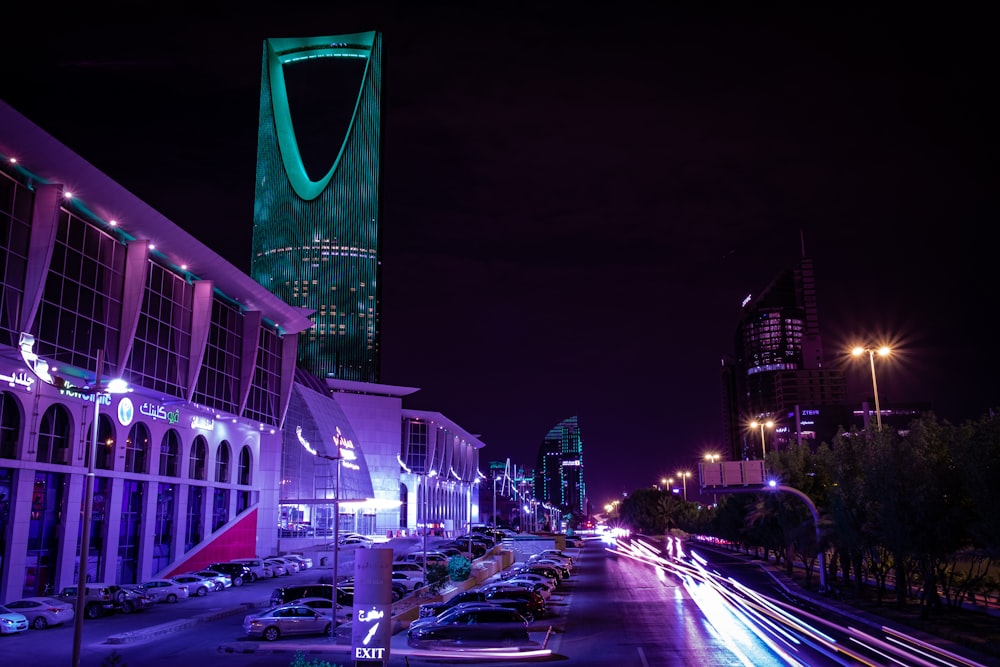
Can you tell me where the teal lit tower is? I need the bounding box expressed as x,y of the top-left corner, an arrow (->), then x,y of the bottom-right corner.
250,32 -> 382,382
535,416 -> 587,517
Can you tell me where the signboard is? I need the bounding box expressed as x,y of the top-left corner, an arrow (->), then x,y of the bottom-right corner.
351,547 -> 393,666
699,460 -> 767,488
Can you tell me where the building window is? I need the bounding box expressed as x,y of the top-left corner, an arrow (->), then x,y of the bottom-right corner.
215,441 -> 231,483
117,479 -> 143,584
0,391 -> 21,459
94,412 -> 115,471
212,488 -> 229,532
185,486 -> 204,552
158,430 -> 180,477
125,423 -> 150,474
153,482 -> 175,573
237,445 -> 252,486
25,471 -> 65,596
36,404 -> 72,466
189,436 -> 207,480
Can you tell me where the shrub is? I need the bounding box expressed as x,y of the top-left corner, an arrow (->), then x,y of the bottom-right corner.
448,555 -> 472,582
289,650 -> 342,667
426,563 -> 450,593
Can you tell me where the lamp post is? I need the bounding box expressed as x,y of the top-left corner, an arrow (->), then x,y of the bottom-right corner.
18,340 -> 129,667
852,345 -> 891,430
676,470 -> 691,502
704,454 -> 720,505
420,469 -> 437,575
316,434 -> 356,636
750,419 -> 774,459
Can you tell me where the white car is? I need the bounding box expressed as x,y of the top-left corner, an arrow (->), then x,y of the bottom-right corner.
140,579 -> 190,603
390,570 -> 425,592
289,596 -> 352,624
0,604 -> 29,634
283,553 -> 313,570
189,570 -> 232,590
170,574 -> 215,597
264,559 -> 290,577
266,557 -> 300,574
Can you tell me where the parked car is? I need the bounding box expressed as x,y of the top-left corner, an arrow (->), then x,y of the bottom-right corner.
264,557 -> 299,574
207,562 -> 255,585
288,596 -> 352,624
263,559 -> 290,577
2,597 -> 73,629
502,577 -> 555,599
418,588 -> 540,622
0,604 -> 29,635
139,578 -> 190,603
474,585 -> 547,620
269,583 -> 353,607
440,540 -> 484,558
392,561 -> 426,575
113,585 -> 156,613
188,570 -> 232,590
58,583 -> 153,618
407,603 -> 532,649
390,570 -> 425,592
282,554 -> 313,570
242,603 -> 333,641
170,574 -> 214,597
397,552 -> 449,568
230,558 -> 273,580
57,583 -> 116,619
511,563 -> 563,584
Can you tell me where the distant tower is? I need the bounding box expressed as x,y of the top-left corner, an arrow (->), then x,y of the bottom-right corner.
722,237 -> 847,457
535,416 -> 586,517
250,32 -> 383,382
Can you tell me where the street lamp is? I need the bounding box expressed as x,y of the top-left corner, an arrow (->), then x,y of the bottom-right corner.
421,469 -> 437,575
315,431 -> 357,636
467,478 -> 479,556
676,470 -> 691,501
750,419 -> 774,459
852,345 -> 891,430
19,339 -> 129,667
704,454 -> 720,505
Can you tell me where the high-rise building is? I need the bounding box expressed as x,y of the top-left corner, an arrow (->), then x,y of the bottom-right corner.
535,416 -> 587,518
250,32 -> 383,382
721,244 -> 848,459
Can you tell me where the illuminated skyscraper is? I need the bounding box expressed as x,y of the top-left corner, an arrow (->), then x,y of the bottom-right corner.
535,416 -> 587,517
251,32 -> 383,382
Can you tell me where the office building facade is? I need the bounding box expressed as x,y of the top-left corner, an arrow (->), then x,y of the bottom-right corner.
721,249 -> 848,460
535,416 -> 587,518
0,101 -> 314,602
250,31 -> 383,383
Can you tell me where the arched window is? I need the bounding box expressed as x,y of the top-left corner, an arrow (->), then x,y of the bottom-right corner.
0,391 -> 22,459
237,445 -> 252,486
125,422 -> 150,474
215,441 -> 231,483
36,404 -> 72,465
158,430 -> 180,476
189,436 -> 208,480
93,412 -> 116,471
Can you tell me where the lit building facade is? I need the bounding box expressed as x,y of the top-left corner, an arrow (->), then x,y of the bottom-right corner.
721,249 -> 848,459
250,32 -> 383,383
535,416 -> 587,518
0,100 -> 313,602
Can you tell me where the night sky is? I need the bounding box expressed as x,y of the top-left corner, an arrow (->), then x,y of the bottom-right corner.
2,4 -> 995,507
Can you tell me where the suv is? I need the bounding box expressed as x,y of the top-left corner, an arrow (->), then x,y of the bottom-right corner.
418,588 -> 543,622
58,583 -> 116,619
269,583 -> 353,607
207,562 -> 256,586
58,583 -> 153,619
230,558 -> 272,580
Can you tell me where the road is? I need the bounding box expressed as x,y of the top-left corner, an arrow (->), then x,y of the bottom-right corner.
7,536 -> 996,667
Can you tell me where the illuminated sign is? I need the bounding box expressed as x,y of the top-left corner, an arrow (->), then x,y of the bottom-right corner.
117,397 -> 134,427
0,370 -> 34,389
191,416 -> 215,431
351,548 -> 392,664
138,401 -> 180,424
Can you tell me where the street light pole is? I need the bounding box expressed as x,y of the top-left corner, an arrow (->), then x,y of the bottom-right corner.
72,349 -> 102,667
852,345 -> 891,430
750,419 -> 774,459
676,471 -> 690,502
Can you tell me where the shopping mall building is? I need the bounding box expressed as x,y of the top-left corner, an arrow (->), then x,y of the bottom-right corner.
0,100 -> 484,603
